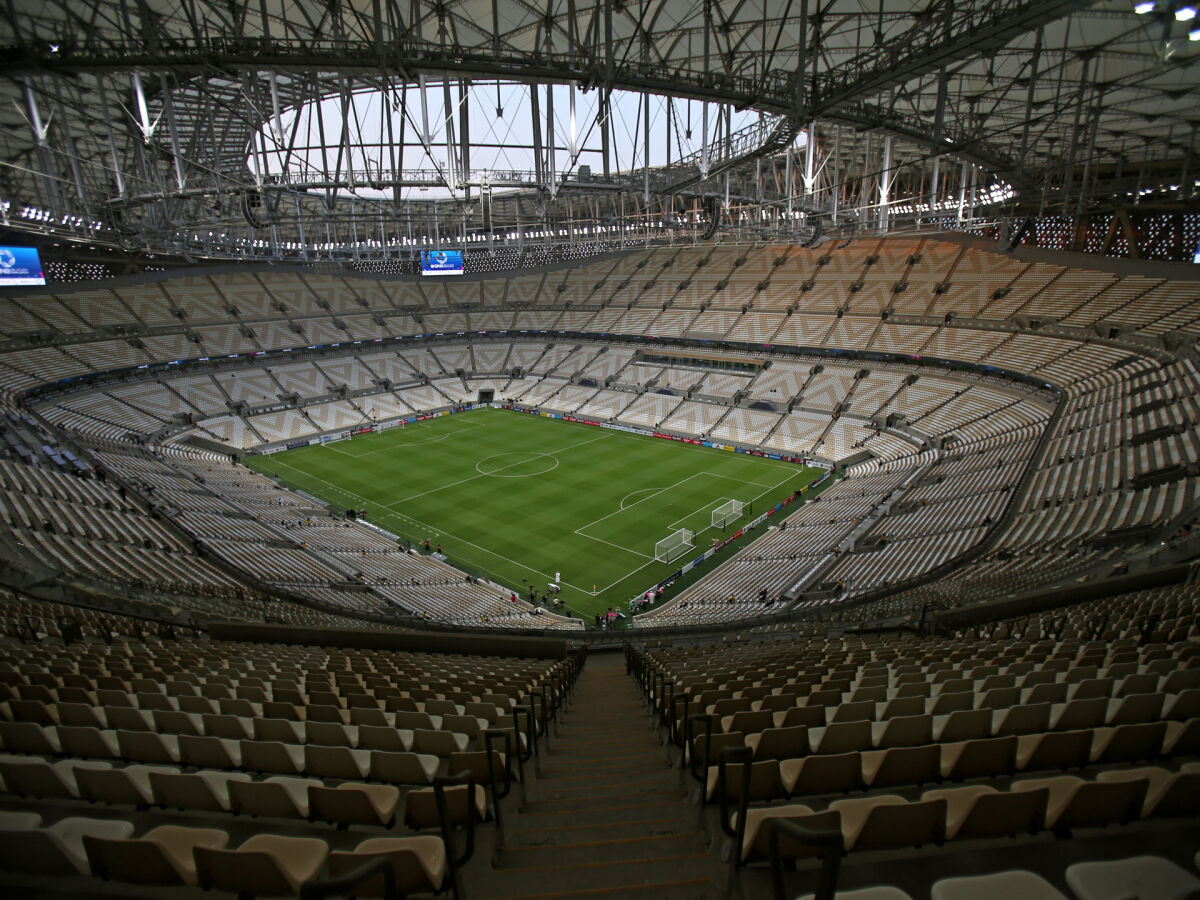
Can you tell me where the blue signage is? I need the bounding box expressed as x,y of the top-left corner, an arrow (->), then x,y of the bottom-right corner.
420,249 -> 464,276
0,246 -> 45,286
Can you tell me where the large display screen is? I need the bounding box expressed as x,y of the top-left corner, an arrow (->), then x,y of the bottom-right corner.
0,246 -> 45,286
420,249 -> 464,277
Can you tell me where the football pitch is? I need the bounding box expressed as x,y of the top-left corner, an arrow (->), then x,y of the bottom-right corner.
244,407 -> 821,620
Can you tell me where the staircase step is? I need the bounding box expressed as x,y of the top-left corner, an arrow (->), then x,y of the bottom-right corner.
477,852 -> 712,898
500,831 -> 704,867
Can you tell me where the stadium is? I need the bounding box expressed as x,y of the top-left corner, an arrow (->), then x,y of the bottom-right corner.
0,0 -> 1198,897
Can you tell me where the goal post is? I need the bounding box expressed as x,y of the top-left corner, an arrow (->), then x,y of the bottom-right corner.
712,499 -> 745,529
655,528 -> 695,563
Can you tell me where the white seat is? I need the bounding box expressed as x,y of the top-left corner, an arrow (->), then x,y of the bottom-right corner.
932,870 -> 1069,900
1066,855 -> 1200,900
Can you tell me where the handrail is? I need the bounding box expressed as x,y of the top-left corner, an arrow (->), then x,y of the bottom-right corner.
767,818 -> 844,900
298,855 -> 396,899
716,745 -> 753,836
686,712 -> 715,784
433,771 -> 477,876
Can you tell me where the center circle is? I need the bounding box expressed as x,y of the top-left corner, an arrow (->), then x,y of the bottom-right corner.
475,452 -> 560,477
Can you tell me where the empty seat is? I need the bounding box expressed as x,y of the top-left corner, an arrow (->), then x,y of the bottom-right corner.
84,825 -> 228,886
1090,721 -> 1168,765
0,815 -> 134,875
861,745 -> 940,788
1015,730 -> 1092,772
229,776 -> 322,819
780,752 -> 863,796
940,736 -> 1018,780
178,735 -> 242,769
326,835 -> 448,896
304,744 -> 371,779
242,740 -> 306,775
1011,775 -> 1147,829
309,783 -> 402,826
75,764 -> 178,806
1065,855 -> 1200,900
827,795 -> 946,851
150,770 -> 253,812
369,750 -> 440,785
932,870 -> 1068,900
924,784 -> 1047,840
196,834 -> 328,896
0,756 -> 111,799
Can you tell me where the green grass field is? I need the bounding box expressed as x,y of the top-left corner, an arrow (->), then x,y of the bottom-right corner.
245,408 -> 820,620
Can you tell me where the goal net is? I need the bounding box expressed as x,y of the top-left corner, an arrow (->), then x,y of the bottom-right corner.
712,499 -> 745,529
655,528 -> 695,563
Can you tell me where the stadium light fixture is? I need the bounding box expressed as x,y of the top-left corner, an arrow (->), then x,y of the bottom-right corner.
1191,23 -> 1200,37
1177,5 -> 1197,19
1135,1 -> 1157,12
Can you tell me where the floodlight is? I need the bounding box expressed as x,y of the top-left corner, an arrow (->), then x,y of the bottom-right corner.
1134,1 -> 1156,13
1176,5 -> 1197,20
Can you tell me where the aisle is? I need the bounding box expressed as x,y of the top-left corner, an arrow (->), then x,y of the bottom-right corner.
473,650 -> 721,899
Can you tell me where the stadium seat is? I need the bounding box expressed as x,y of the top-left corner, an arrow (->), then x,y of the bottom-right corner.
84,825 -> 228,886
196,834 -> 328,896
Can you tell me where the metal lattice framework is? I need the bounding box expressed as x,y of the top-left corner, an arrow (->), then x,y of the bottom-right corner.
1,0 -> 1197,264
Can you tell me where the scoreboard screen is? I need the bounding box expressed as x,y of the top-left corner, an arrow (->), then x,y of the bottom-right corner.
0,246 -> 45,286
420,250 -> 464,276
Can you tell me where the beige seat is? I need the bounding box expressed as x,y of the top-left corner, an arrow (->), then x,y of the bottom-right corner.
117,730 -> 180,764
75,764 -> 179,806
932,870 -> 1068,900
369,750 -> 440,785
704,760 -> 787,803
827,795 -> 945,851
304,743 -> 371,779
243,739 -> 306,774
309,783 -> 402,826
358,724 -> 414,752
781,751 -> 863,796
924,784 -> 1047,839
0,815 -> 135,875
732,802 -> 837,862
326,835 -> 447,896
178,734 -> 242,769
57,725 -> 120,759
1011,775 -> 1147,829
150,770 -> 253,812
1164,718 -> 1200,756
0,756 -> 111,799
404,783 -> 489,829
1105,692 -> 1165,726
1096,765 -> 1200,818
394,710 -> 442,731
306,721 -> 357,748
871,715 -> 933,749
933,709 -> 993,743
1065,854 -> 1200,900
810,720 -> 873,755
0,721 -> 61,754
746,725 -> 809,761
413,728 -> 470,757
84,824 -> 228,886
860,745 -> 940,788
993,702 -> 1051,737
196,834 -> 328,896
1090,722 -> 1168,764
1015,730 -> 1092,772
940,736 -> 1017,780
252,717 -> 304,743
201,713 -> 254,740
229,776 -> 323,818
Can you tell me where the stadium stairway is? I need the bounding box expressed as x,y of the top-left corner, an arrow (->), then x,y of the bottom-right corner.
470,650 -> 723,899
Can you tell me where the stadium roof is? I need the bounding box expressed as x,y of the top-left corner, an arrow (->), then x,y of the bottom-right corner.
1,0 -> 1197,264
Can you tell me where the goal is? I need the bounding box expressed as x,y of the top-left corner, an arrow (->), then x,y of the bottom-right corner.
655,528 -> 695,563
712,499 -> 745,529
